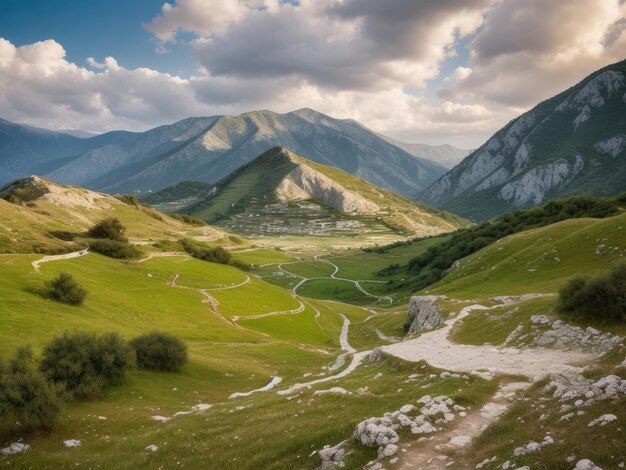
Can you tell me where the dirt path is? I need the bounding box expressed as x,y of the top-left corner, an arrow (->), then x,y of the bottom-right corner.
277,258 -> 393,305
32,249 -> 89,272
229,376 -> 283,399
136,251 -> 187,263
397,381 -> 531,469
382,304 -> 597,380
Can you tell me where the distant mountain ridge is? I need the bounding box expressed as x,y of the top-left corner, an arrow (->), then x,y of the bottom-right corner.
378,134 -> 470,169
0,109 -> 465,197
419,59 -> 626,221
145,146 -> 469,239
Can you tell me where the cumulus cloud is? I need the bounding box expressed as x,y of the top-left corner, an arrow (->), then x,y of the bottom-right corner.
1,0 -> 624,148
441,0 -> 626,108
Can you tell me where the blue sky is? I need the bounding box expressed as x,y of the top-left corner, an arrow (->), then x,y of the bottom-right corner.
0,0 -> 195,74
0,0 -> 623,147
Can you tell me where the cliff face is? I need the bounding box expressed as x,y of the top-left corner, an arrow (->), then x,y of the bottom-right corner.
419,60 -> 626,221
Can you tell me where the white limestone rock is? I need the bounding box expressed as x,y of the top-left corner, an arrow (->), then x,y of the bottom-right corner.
594,135 -> 626,158
498,155 -> 584,206
573,459 -> 604,470
588,414 -> 617,427
0,442 -> 30,455
406,296 -> 444,335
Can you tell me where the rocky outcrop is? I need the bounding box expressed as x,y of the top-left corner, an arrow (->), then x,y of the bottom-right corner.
504,315 -> 623,353
275,159 -> 380,214
405,296 -> 444,335
594,134 -> 626,158
546,372 -> 626,405
497,154 -> 584,206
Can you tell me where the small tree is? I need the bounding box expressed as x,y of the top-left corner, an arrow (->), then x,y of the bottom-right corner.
40,331 -> 134,399
0,347 -> 62,430
131,331 -> 188,372
87,217 -> 127,242
49,272 -> 87,305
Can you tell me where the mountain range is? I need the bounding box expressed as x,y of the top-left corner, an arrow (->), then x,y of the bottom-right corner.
419,59 -> 626,221
0,109 -> 467,197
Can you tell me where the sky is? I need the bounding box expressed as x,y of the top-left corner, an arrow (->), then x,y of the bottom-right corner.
0,0 -> 625,148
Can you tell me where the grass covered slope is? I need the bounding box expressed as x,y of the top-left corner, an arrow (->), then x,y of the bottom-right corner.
427,212 -> 626,298
0,176 -> 228,253
145,146 -> 469,243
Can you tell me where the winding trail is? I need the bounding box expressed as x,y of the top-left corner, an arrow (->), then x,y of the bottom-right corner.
32,249 -> 89,273
277,299 -> 599,397
275,256 -> 393,305
229,376 -> 283,399
382,304 -> 597,380
136,251 -> 186,263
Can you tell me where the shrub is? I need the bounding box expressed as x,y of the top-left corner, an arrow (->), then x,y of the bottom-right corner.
180,239 -> 231,264
0,347 -> 62,430
131,331 -> 187,372
49,272 -> 87,305
114,194 -> 141,206
87,217 -> 127,242
89,239 -> 142,259
559,264 -> 626,322
170,213 -> 206,226
40,332 -> 134,399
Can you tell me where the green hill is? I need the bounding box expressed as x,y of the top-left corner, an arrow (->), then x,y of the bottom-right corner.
145,146 -> 469,244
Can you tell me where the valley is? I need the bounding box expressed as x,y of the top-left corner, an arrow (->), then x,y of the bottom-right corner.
0,174 -> 624,469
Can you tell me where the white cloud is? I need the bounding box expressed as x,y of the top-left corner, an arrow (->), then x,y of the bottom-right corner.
1,0 -> 624,148
441,0 -> 626,108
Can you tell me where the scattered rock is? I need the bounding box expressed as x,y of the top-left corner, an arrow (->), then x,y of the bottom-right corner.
0,442 -> 30,455
588,414 -> 617,427
406,296 -> 444,335
145,444 -> 159,452
574,459 -> 604,470
505,315 -> 623,353
318,442 -> 347,469
63,439 -> 81,448
449,435 -> 471,447
314,387 -> 351,396
546,372 -> 626,406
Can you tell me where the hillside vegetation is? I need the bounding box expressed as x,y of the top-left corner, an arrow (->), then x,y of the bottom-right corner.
145,146 -> 468,248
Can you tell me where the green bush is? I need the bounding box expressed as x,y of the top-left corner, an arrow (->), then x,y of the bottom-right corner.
180,239 -> 231,264
130,331 -> 188,372
89,239 -> 142,259
170,213 -> 206,226
0,347 -> 62,430
87,217 -> 127,242
40,332 -> 134,399
49,272 -> 87,305
559,264 -> 626,322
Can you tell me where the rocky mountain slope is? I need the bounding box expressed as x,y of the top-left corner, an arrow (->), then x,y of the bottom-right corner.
145,146 -> 468,239
379,135 -> 470,168
0,110 -> 452,196
419,59 -> 626,221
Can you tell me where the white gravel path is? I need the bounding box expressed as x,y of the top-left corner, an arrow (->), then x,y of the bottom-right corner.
229,376 -> 283,399
382,305 -> 598,381
32,249 -> 89,272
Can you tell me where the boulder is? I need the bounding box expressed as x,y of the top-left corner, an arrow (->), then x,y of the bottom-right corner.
405,296 -> 443,335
